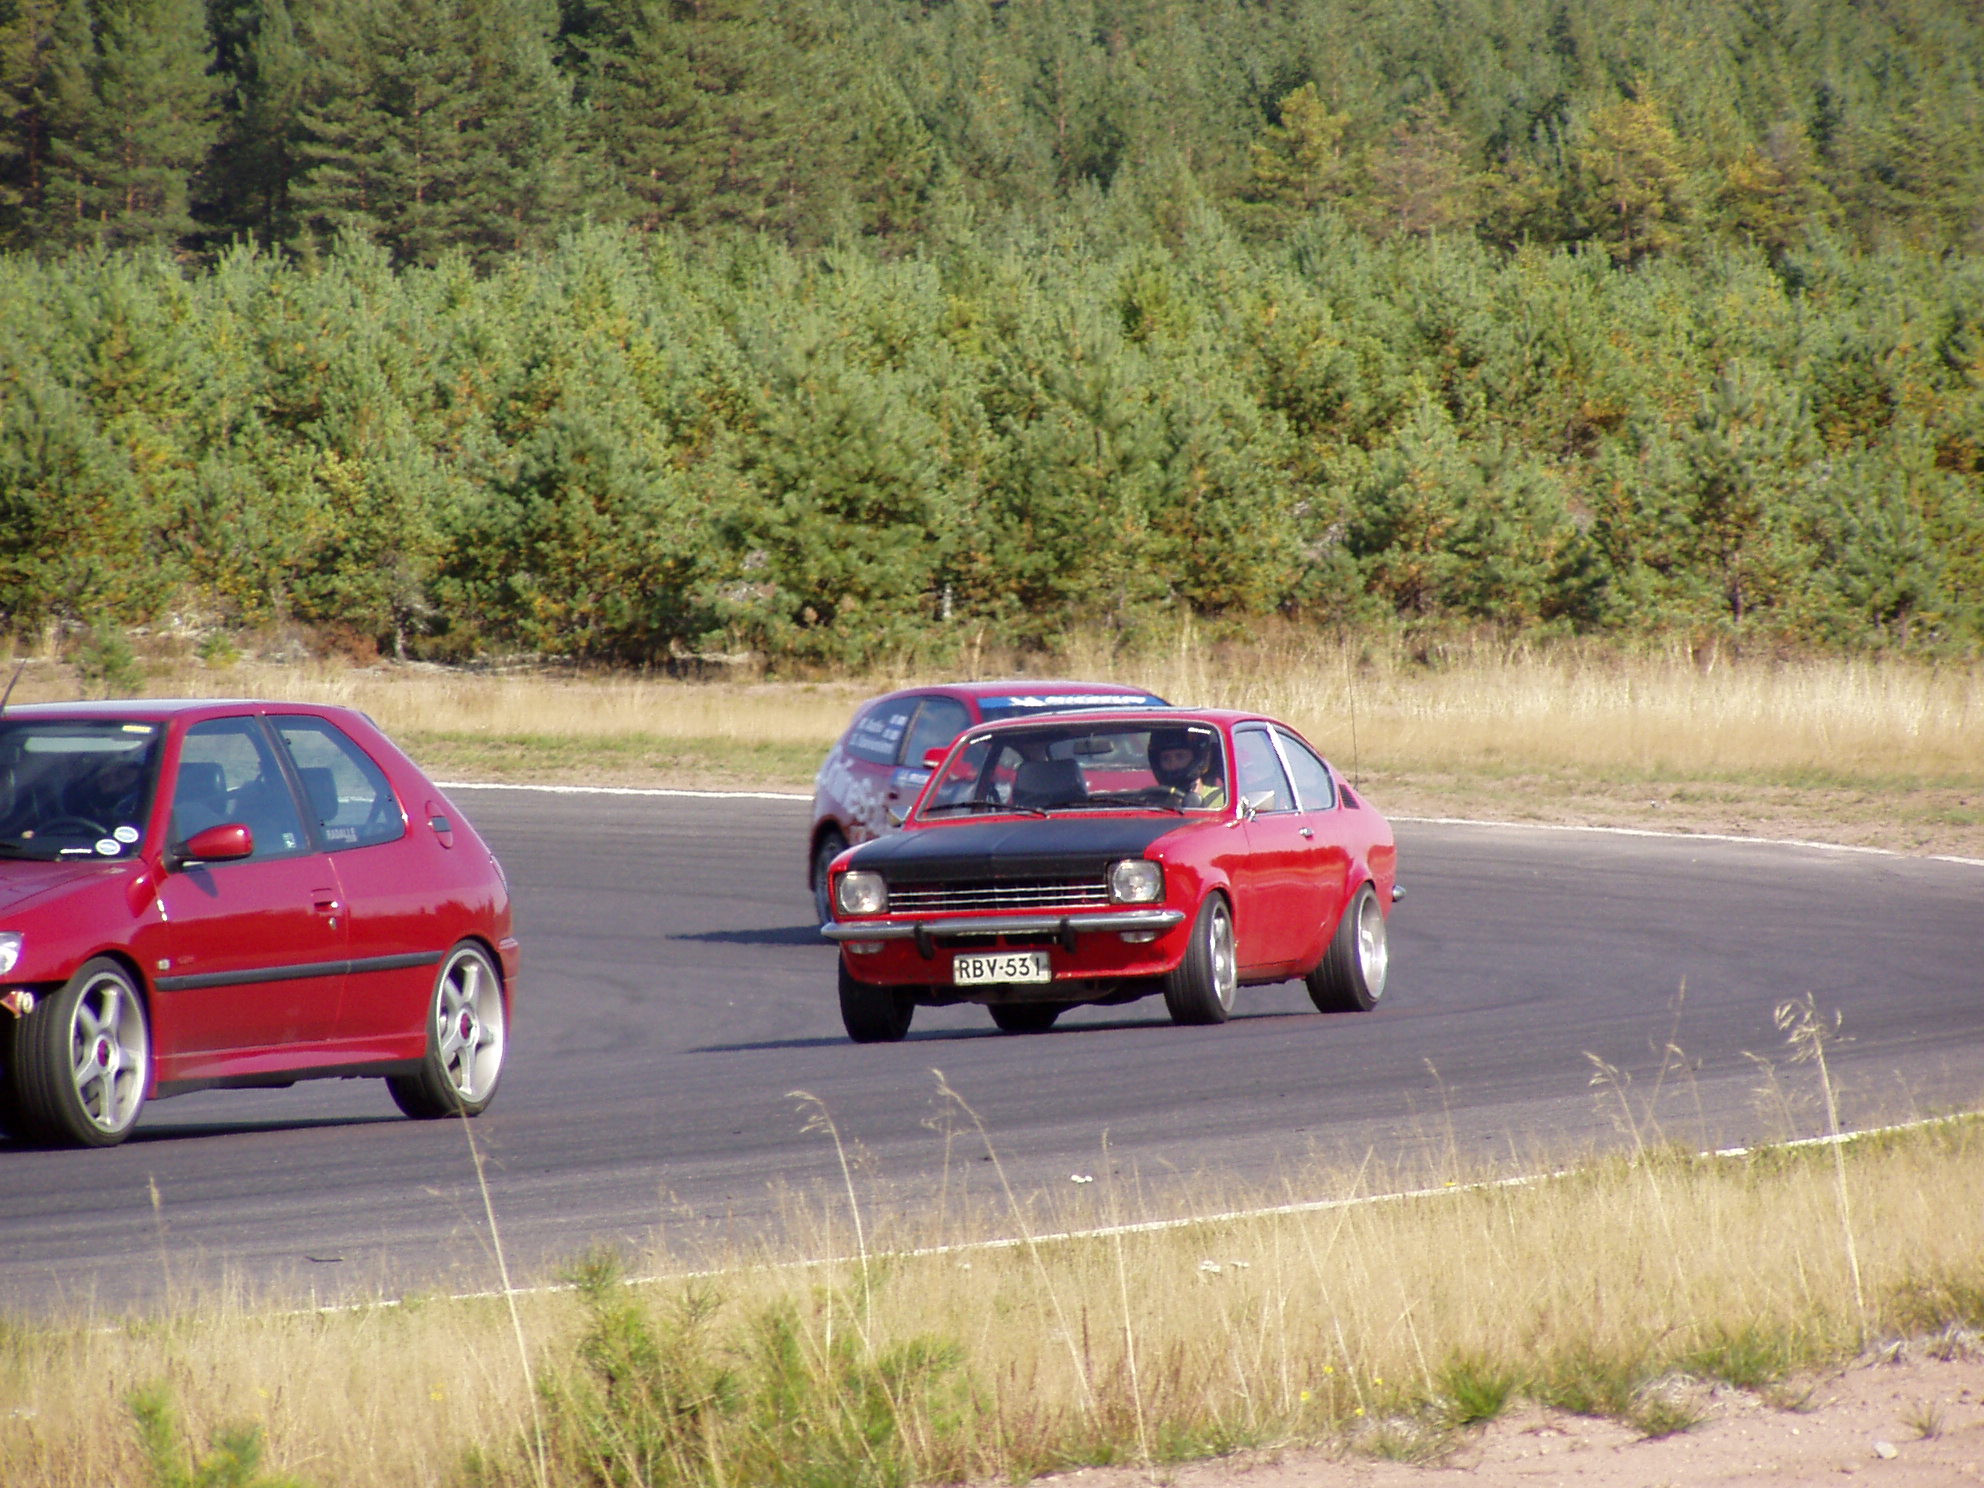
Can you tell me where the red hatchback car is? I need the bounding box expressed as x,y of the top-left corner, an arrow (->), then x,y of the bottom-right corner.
821,709 -> 1398,1040
808,680 -> 1167,920
0,699 -> 518,1147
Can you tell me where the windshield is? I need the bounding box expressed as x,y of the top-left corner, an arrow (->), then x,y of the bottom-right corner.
918,720 -> 1229,817
0,720 -> 162,861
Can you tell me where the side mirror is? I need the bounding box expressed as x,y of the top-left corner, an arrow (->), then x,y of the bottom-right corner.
172,822 -> 253,868
921,746 -> 948,771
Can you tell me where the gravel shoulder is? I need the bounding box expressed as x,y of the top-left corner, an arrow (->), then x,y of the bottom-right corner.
1028,1348 -> 1984,1488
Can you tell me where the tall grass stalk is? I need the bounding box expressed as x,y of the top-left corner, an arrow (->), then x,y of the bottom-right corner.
1775,995 -> 1868,1336
790,1090 -> 874,1349
931,1070 -> 1099,1424
1102,1134 -> 1151,1468
460,1109 -> 550,1488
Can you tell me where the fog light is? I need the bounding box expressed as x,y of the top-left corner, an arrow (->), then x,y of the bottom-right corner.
1120,930 -> 1159,944
847,941 -> 884,956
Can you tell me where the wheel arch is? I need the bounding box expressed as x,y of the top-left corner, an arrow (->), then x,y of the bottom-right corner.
76,948 -> 160,1095
452,932 -> 513,1018
808,817 -> 851,888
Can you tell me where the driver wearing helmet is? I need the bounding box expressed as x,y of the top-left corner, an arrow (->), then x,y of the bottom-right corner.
1147,728 -> 1228,809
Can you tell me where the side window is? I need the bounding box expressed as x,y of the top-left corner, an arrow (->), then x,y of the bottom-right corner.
844,700 -> 917,765
174,718 -> 310,859
900,697 -> 970,766
1233,728 -> 1294,813
1276,730 -> 1338,812
273,716 -> 407,849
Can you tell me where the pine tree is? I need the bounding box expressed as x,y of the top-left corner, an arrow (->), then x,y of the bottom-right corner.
0,0 -> 62,246
1574,89 -> 1694,265
1359,95 -> 1480,241
200,0 -> 310,246
569,0 -> 814,239
31,0 -> 219,251
1718,118 -> 1830,258
292,0 -> 572,267
1246,83 -> 1352,220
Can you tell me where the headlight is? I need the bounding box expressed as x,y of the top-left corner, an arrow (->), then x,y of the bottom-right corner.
0,932 -> 21,978
835,870 -> 889,916
1108,859 -> 1164,904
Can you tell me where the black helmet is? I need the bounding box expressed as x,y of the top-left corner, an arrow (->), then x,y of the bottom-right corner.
1147,727 -> 1213,789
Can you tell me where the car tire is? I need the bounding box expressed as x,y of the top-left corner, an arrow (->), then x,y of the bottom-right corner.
1163,895 -> 1237,1026
838,959 -> 913,1043
812,828 -> 848,924
388,942 -> 507,1119
988,1001 -> 1067,1034
12,957 -> 150,1147
1305,884 -> 1388,1013
0,1015 -> 29,1139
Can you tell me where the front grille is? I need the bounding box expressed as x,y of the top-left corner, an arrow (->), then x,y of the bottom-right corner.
888,877 -> 1110,914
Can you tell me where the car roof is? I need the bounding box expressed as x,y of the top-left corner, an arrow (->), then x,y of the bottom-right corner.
0,699 -> 359,724
865,679 -> 1168,705
957,707 -> 1271,733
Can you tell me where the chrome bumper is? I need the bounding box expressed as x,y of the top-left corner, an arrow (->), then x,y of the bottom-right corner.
822,907 -> 1185,944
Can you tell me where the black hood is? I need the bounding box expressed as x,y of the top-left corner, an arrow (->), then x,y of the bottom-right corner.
848,815 -> 1184,882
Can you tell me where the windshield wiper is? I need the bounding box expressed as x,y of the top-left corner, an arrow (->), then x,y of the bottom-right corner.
0,837 -> 49,859
1086,791 -> 1186,814
922,799 -> 1010,816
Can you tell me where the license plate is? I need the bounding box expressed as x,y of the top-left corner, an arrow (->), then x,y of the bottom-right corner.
953,950 -> 1051,985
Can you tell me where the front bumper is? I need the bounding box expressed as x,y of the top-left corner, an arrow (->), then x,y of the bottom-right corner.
822,907 -> 1184,950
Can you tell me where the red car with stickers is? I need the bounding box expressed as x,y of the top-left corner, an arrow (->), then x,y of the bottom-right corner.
821,709 -> 1399,1040
0,699 -> 517,1147
807,681 -> 1166,920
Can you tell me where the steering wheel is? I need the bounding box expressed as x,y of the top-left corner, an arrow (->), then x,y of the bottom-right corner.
40,815 -> 109,838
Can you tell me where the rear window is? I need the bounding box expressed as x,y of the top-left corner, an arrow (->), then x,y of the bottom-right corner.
844,699 -> 917,765
272,716 -> 406,849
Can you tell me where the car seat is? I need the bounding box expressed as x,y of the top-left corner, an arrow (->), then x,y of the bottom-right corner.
1011,758 -> 1084,808
170,761 -> 230,840
297,765 -> 340,827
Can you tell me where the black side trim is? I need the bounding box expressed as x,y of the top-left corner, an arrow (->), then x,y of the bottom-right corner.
153,1059 -> 425,1099
156,950 -> 441,993
350,951 -> 444,977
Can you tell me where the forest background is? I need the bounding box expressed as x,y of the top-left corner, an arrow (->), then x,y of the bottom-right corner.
2,0 -> 1981,670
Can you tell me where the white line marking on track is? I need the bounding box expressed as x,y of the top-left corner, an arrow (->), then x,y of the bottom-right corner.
1393,813 -> 1984,868
439,780 -> 810,803
333,1112 -> 1978,1315
438,781 -> 1984,867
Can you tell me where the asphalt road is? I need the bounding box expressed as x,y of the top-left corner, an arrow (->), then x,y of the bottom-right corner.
1,790 -> 1979,1316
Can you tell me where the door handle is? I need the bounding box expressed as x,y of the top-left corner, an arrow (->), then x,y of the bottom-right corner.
1299,827 -> 1315,839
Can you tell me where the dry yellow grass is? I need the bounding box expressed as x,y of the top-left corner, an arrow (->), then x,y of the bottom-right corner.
13,628 -> 1980,852
2,1115 -> 1979,1488
14,631 -> 1982,782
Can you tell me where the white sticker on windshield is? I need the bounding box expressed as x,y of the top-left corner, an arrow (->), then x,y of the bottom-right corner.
114,825 -> 140,844
95,838 -> 121,856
